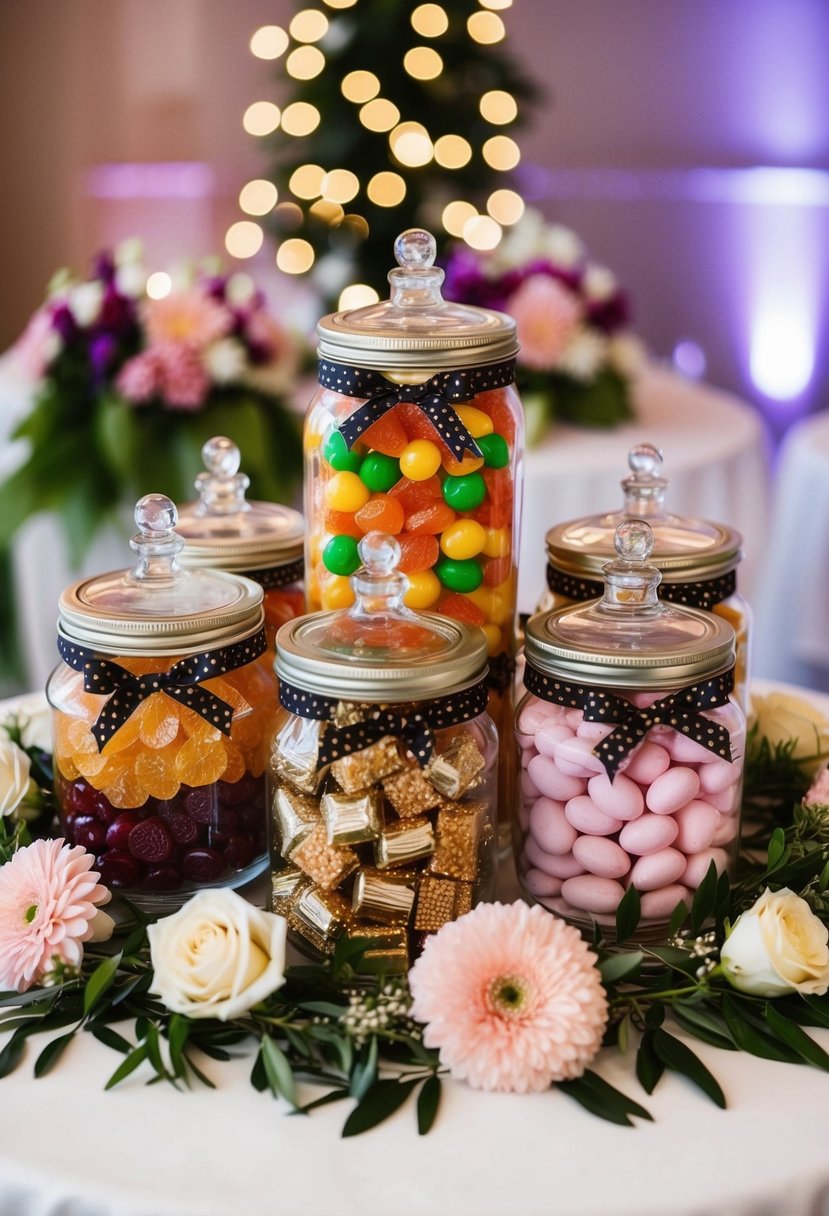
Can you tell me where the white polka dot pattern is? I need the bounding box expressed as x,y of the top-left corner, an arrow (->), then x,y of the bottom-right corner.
546,563 -> 737,610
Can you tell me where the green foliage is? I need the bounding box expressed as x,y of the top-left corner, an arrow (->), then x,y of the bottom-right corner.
521,367 -> 634,440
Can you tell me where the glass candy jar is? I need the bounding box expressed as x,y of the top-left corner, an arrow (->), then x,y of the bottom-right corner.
539,444 -> 751,709
517,520 -> 744,947
47,494 -> 278,908
304,229 -> 523,832
268,532 -> 498,970
176,435 -> 305,656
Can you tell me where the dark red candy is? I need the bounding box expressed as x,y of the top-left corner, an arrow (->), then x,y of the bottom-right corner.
128,816 -> 174,863
208,826 -> 234,850
217,773 -> 259,806
181,847 -> 224,883
90,790 -> 116,824
184,787 -> 216,824
160,810 -> 199,845
222,835 -> 256,871
106,812 -> 143,852
144,865 -> 183,891
95,849 -> 142,888
73,815 -> 107,852
65,778 -> 95,815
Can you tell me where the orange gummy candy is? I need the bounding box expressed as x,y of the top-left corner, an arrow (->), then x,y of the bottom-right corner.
137,694 -> 180,750
264,586 -> 306,632
355,493 -> 405,535
405,502 -> 456,535
174,737 -> 229,787
483,556 -> 513,587
388,475 -> 442,512
438,593 -> 487,628
473,389 -> 517,443
442,451 -> 484,477
397,534 -> 440,573
134,745 -> 181,801
362,412 -> 409,457
324,509 -> 364,539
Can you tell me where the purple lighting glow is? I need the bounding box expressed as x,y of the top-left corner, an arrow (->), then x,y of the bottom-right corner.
86,162 -> 215,200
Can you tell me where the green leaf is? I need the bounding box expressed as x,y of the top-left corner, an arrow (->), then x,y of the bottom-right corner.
341,1077 -> 420,1137
417,1074 -> 442,1135
349,1035 -> 379,1101
298,1000 -> 349,1018
91,1025 -> 133,1055
615,884 -> 640,945
261,1036 -> 298,1108
668,899 -> 690,937
167,1014 -> 190,1079
598,951 -> 644,986
766,828 -> 787,870
672,1004 -> 736,1052
105,1042 -> 148,1090
33,1031 -> 75,1078
802,995 -> 829,1030
764,1003 -> 829,1071
635,1030 -> 665,1095
690,861 -> 718,933
0,1026 -> 30,1078
332,934 -> 371,976
293,1087 -> 350,1116
721,996 -> 804,1064
616,1013 -> 631,1055
559,1069 -> 652,1126
652,1028 -> 726,1108
250,1050 -> 267,1092
83,952 -> 123,1016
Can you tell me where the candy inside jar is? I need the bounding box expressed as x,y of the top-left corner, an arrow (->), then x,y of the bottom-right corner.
517,519 -> 744,946
269,531 -> 498,970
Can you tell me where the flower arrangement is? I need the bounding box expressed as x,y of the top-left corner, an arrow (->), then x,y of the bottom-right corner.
2,701 -> 829,1133
442,209 -> 646,442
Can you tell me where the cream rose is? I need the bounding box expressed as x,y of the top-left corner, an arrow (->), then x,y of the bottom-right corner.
148,889 -> 287,1021
721,887 -> 829,997
751,691 -> 829,772
0,735 -> 32,817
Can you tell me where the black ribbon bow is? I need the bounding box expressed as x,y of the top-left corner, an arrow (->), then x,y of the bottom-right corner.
317,358 -> 516,462
523,662 -> 735,779
57,629 -> 267,751
279,678 -> 490,769
546,563 -> 738,612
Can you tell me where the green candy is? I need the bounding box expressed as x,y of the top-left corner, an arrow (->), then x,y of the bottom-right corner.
436,557 -> 483,593
323,534 -> 361,576
442,471 -> 486,512
360,451 -> 400,493
323,429 -> 362,473
477,432 -> 509,469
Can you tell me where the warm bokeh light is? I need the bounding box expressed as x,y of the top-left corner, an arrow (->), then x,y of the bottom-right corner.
249,25 -> 289,60
322,0 -> 357,7
468,11 -> 505,42
341,214 -> 370,239
289,9 -> 330,42
486,187 -> 525,225
290,163 -> 326,199
145,272 -> 172,300
411,3 -> 449,37
403,46 -> 444,80
367,171 -> 407,207
239,179 -> 278,215
274,201 -> 305,229
280,102 -> 321,136
479,89 -> 517,125
390,121 -> 433,167
479,0 -> 512,8
310,199 -> 345,224
243,101 -> 281,136
286,45 -> 326,79
341,70 -> 380,103
442,200 -> 478,237
359,98 -> 400,132
276,238 -> 315,273
463,214 -> 503,250
482,134 -> 520,170
339,283 -> 380,309
434,134 -> 472,169
321,168 -> 360,203
225,221 -> 264,259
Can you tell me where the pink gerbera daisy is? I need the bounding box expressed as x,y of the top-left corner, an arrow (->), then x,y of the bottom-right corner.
143,288 -> 231,350
506,274 -> 582,371
0,838 -> 114,993
409,902 -> 608,1092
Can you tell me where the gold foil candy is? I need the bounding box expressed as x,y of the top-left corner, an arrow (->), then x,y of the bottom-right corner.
347,921 -> 410,971
414,876 -> 473,932
383,765 -> 443,818
331,736 -> 403,794
290,885 -> 352,954
273,715 -> 327,794
352,867 -> 417,924
374,816 -> 435,870
270,866 -> 308,913
429,805 -> 482,882
272,785 -> 320,858
321,789 -> 383,846
425,732 -> 485,799
347,921 -> 409,951
291,822 -> 359,890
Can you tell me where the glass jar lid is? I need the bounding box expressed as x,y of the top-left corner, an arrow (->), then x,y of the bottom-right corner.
316,229 -> 518,371
59,494 -> 264,655
175,436 -> 304,572
545,444 -> 743,580
526,521 -> 736,688
276,532 -> 487,700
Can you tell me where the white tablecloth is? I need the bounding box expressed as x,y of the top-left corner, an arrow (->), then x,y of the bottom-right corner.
518,364 -> 770,614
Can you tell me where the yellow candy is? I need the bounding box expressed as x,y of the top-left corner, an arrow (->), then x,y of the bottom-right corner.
482,526 -> 510,558
321,574 -> 355,610
403,570 -> 442,609
325,471 -> 370,513
482,624 -> 503,655
455,405 -> 494,439
440,519 -> 486,561
467,585 -> 511,626
399,439 -> 442,481
303,427 -> 323,453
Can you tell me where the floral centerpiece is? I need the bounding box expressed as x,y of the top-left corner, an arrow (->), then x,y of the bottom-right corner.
442,209 -> 646,443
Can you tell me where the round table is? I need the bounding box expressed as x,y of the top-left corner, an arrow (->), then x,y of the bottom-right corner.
518,364 -> 770,615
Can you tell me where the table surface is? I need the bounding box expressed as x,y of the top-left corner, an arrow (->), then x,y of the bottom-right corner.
2,682 -> 829,1216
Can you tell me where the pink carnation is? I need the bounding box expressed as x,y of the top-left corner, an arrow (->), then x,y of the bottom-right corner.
506,274 -> 582,371
117,350 -> 161,403
409,902 -> 608,1093
155,340 -> 210,410
0,838 -> 114,993
143,288 -> 231,350
806,764 -> 829,806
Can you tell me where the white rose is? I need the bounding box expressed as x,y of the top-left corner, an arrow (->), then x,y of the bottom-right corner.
751,691 -> 829,772
582,263 -> 617,302
203,337 -> 247,384
148,889 -> 287,1021
556,328 -> 607,381
4,695 -> 52,753
721,887 -> 829,997
0,735 -> 32,817
68,281 -> 104,327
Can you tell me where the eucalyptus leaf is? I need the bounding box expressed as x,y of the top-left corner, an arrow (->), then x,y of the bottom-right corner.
83,953 -> 123,1016
598,951 -> 644,986
652,1028 -> 726,1108
91,1025 -> 133,1055
671,1004 -> 736,1052
105,1042 -> 149,1090
261,1036 -> 299,1108
341,1078 -> 420,1137
417,1074 -> 442,1136
635,1030 -> 665,1095
764,1004 -> 829,1071
33,1031 -> 75,1078
615,885 -> 641,945
690,861 -> 718,933
559,1069 -> 651,1126
349,1036 -> 379,1101
721,996 -> 805,1065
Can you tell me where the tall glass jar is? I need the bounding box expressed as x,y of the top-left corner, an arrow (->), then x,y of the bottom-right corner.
176,436 -> 305,657
304,229 -> 523,836
47,494 -> 278,909
517,520 -> 744,948
539,444 -> 751,709
268,532 -> 498,970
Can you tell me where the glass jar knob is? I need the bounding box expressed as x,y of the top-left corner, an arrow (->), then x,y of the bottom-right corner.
129,493 -> 185,582
194,435 -> 251,516
600,520 -> 662,611
622,442 -> 668,516
394,228 -> 437,269
388,229 -> 444,308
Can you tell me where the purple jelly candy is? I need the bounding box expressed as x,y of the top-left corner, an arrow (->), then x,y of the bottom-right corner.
128,816 -> 174,863
181,847 -> 224,883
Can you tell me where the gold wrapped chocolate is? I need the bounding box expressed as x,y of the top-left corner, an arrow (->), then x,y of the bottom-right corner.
429,805 -> 482,882
374,816 -> 435,870
331,736 -> 403,794
357,946 -> 410,975
272,785 -> 320,858
290,885 -> 352,954
270,866 -> 308,913
321,789 -> 383,846
414,876 -> 473,931
383,765 -> 443,818
291,823 -> 359,890
273,715 -> 327,794
425,732 -> 485,799
346,921 -> 408,951
352,867 -> 417,924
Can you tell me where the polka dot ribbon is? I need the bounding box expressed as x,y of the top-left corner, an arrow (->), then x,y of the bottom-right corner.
244,556 -> 304,591
279,677 -> 490,768
57,629 -> 267,751
546,563 -> 738,611
317,358 -> 516,461
523,660 -> 735,780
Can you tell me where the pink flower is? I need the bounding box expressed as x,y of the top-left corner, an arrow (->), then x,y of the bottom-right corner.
117,350 -> 161,403
154,340 -> 210,410
10,307 -> 61,380
409,901 -> 608,1093
143,288 -> 231,350
0,838 -> 114,993
806,764 -> 829,806
506,274 -> 582,371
